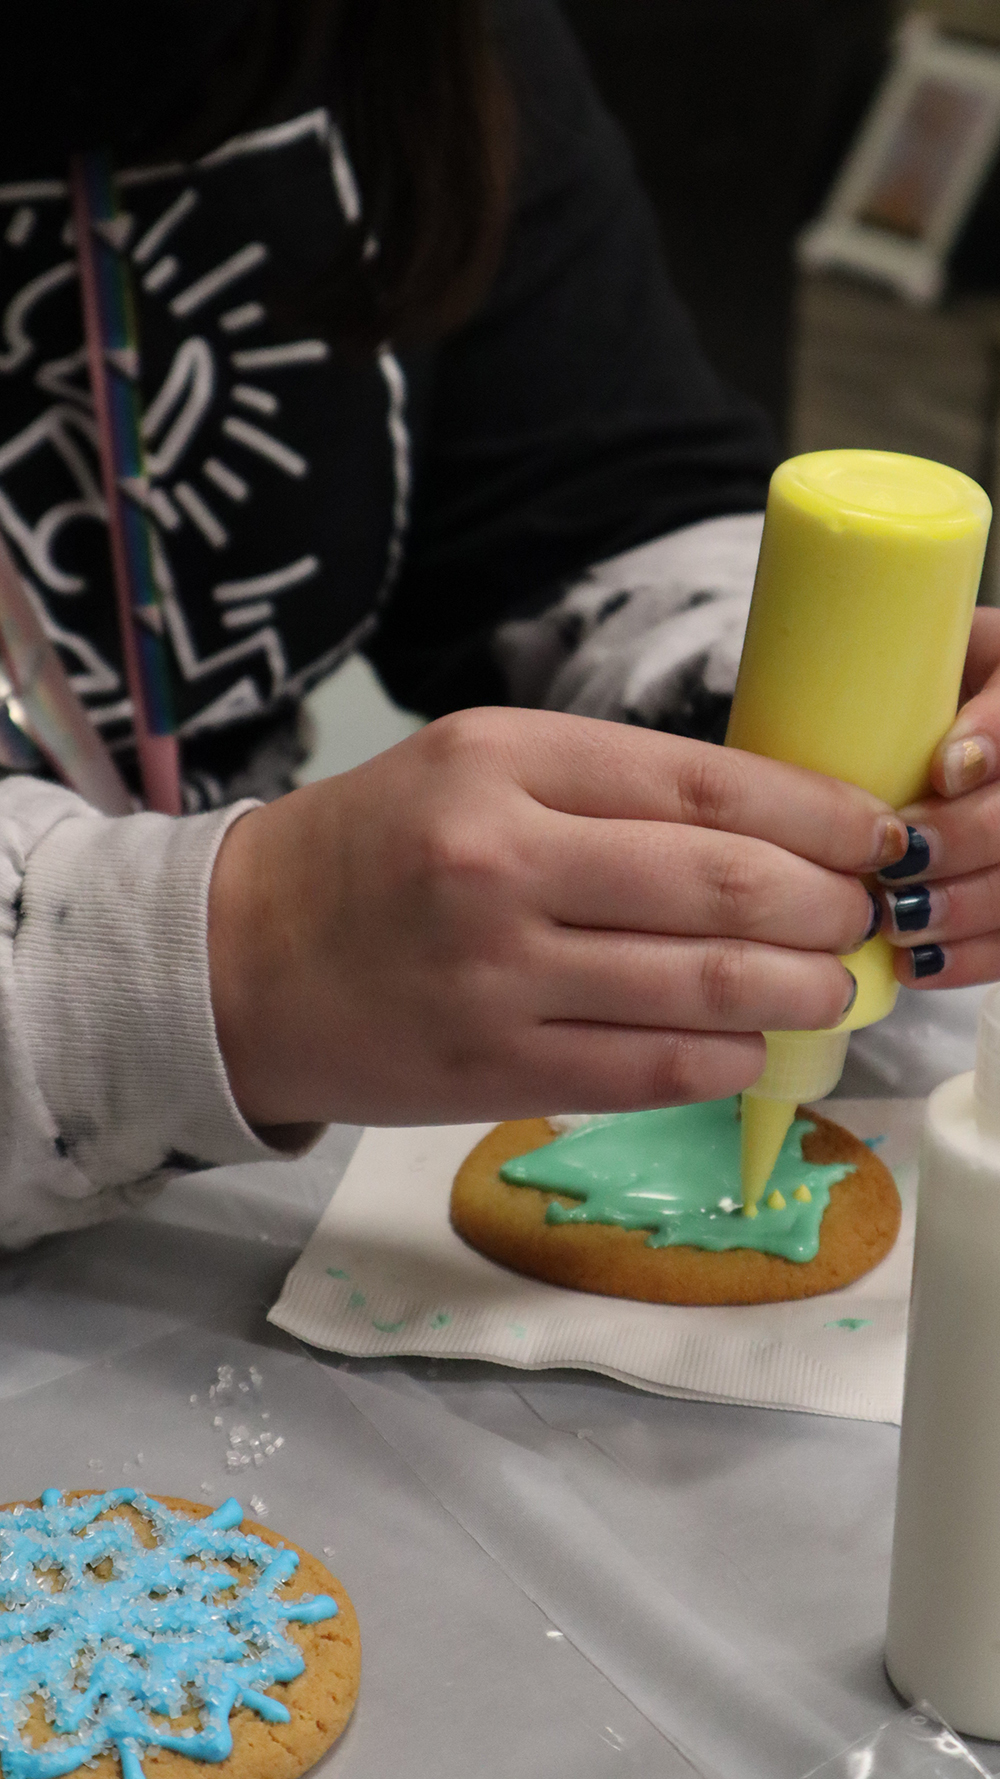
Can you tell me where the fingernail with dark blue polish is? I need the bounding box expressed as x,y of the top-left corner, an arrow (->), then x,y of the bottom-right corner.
879,826 -> 932,881
846,896 -> 882,956
888,885 -> 931,933
840,969 -> 859,1018
912,943 -> 946,979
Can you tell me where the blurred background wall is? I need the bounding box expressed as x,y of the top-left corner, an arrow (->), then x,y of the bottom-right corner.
788,0 -> 1000,602
902,0 -> 1000,38
560,0 -> 892,439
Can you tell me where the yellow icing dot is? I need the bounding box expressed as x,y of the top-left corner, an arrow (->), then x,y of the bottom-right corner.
743,1202 -> 758,1220
766,1189 -> 786,1211
793,1184 -> 812,1203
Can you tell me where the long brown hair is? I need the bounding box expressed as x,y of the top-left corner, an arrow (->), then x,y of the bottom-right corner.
334,1 -> 514,345
174,0 -> 514,348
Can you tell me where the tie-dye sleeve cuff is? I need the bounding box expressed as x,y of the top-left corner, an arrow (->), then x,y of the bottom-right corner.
494,512 -> 764,739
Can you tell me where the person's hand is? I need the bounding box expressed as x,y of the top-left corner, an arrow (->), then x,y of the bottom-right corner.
876,606 -> 1000,990
207,707 -> 905,1131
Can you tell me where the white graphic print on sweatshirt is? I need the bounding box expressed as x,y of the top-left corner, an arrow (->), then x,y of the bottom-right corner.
0,111 -> 409,750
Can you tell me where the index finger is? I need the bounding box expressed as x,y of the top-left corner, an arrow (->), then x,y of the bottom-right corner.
494,709 -> 907,875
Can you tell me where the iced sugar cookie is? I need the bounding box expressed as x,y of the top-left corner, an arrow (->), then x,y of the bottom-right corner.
0,1489 -> 360,1779
450,1099 -> 900,1305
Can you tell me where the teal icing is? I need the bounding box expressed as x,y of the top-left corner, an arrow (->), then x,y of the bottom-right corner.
499,1098 -> 853,1262
0,1489 -> 337,1779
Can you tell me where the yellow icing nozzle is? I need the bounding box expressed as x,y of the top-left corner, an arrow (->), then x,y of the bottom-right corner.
739,1028 -> 850,1213
741,1098 -> 796,1214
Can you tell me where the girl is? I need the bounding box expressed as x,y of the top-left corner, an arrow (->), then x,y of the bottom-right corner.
0,0 -> 995,1245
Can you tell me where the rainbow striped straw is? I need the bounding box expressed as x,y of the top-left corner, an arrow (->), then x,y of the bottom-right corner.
71,150 -> 182,816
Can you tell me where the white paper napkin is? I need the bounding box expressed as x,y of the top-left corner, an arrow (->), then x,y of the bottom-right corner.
269,1098 -> 923,1423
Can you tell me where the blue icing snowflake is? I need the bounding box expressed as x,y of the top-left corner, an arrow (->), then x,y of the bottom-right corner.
0,1489 -> 337,1779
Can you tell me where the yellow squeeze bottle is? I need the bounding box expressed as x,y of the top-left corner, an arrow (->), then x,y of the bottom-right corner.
725,450 -> 990,1214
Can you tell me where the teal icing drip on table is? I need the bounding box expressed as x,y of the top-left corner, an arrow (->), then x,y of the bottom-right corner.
499,1098 -> 853,1262
0,1489 -> 337,1779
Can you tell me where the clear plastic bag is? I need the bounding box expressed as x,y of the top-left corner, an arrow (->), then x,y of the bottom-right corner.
802,1708 -> 993,1779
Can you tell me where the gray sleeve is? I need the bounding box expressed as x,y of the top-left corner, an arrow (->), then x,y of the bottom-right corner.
493,512 -> 764,735
0,777 -> 313,1249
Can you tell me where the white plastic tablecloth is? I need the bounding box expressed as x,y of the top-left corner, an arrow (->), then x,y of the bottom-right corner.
0,985 -> 993,1779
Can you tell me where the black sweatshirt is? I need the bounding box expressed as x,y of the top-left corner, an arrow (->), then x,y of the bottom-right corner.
0,0 -> 775,792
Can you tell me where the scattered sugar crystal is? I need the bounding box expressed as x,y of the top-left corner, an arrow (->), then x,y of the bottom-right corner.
249,1367 -> 263,1389
249,1495 -> 267,1516
273,1436 -> 284,1449
253,1453 -> 263,1468
135,1453 -> 143,1466
209,1364 -> 235,1404
229,1424 -> 249,1446
322,1546 -> 335,1557
87,1459 -> 104,1473
239,1381 -> 250,1394
200,1482 -> 214,1494
260,1411 -> 270,1421
189,1394 -> 198,1406
213,1415 -> 223,1427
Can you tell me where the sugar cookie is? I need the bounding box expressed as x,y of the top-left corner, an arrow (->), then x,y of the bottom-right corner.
450,1105 -> 900,1305
0,1489 -> 359,1779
